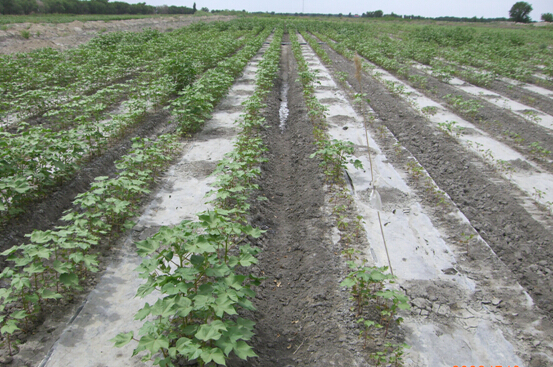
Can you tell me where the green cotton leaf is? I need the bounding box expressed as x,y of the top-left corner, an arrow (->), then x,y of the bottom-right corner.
137,334 -> 169,354
136,238 -> 159,257
238,252 -> 257,267
340,277 -> 356,288
205,263 -> 230,278
225,274 -> 246,290
1,319 -> 20,335
195,320 -> 227,341
11,275 -> 31,290
29,231 -> 53,244
213,296 -> 237,318
200,347 -> 227,366
41,289 -> 63,300
242,225 -> 263,238
215,335 -> 235,356
233,340 -> 257,360
193,294 -> 216,310
59,273 -> 79,288
0,246 -> 18,257
24,262 -> 45,275
236,317 -> 256,331
11,310 -> 28,320
161,281 -> 190,295
192,236 -> 217,253
110,331 -> 134,348
52,260 -> 72,274
136,279 -> 157,298
175,337 -> 202,360
0,287 -> 12,301
174,296 -> 193,318
26,245 -> 52,259
398,301 -> 411,310
190,254 -> 204,266
369,270 -> 388,282
135,258 -> 160,276
135,303 -> 152,321
150,298 -> 177,318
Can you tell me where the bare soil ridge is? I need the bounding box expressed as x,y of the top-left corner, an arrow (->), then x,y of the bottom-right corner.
0,15 -> 233,54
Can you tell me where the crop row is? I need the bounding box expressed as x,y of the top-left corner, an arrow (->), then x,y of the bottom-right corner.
0,18 -> 278,358
0,21 -> 268,222
112,24 -> 284,367
305,21 -> 553,85
306,22 -> 553,168
0,133 -> 181,355
0,21 -> 255,123
291,29 -> 411,365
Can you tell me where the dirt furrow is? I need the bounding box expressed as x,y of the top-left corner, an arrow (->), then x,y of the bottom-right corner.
244,40 -> 365,367
320,43 -> 553,318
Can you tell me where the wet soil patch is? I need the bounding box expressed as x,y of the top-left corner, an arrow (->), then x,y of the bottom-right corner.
321,43 -> 553,317
238,40 -> 367,367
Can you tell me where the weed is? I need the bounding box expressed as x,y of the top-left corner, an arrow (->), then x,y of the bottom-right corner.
408,74 -> 428,89
310,139 -> 363,189
421,105 -> 438,117
393,142 -> 402,156
533,187 -> 545,201
459,232 -> 475,255
437,120 -> 464,137
20,30 -> 30,39
522,110 -> 542,124
406,160 -> 424,179
444,94 -> 482,119
529,142 -> 551,159
384,80 -> 409,97
378,125 -> 387,138
341,248 -> 360,260
504,130 -> 525,145
336,71 -> 349,85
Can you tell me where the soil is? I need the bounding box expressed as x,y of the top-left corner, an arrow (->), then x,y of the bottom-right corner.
320,42 -> 553,320
404,66 -> 553,173
483,79 -> 553,117
240,37 -> 370,367
3,22 -> 553,366
0,15 -> 233,55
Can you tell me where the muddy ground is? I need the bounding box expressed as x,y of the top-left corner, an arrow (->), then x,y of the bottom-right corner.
0,15 -> 233,54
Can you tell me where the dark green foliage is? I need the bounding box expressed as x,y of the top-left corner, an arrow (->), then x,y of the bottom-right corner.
509,1 -> 533,23
0,0 -> 194,15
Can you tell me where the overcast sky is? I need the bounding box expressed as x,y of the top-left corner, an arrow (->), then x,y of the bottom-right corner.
126,0 -> 551,19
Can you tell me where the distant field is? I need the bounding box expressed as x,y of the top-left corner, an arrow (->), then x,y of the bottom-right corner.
0,12 -> 211,25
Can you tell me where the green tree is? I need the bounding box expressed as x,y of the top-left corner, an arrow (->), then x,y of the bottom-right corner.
509,2 -> 533,23
542,13 -> 553,22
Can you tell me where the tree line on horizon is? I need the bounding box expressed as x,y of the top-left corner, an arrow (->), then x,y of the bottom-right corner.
0,0 -> 196,15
